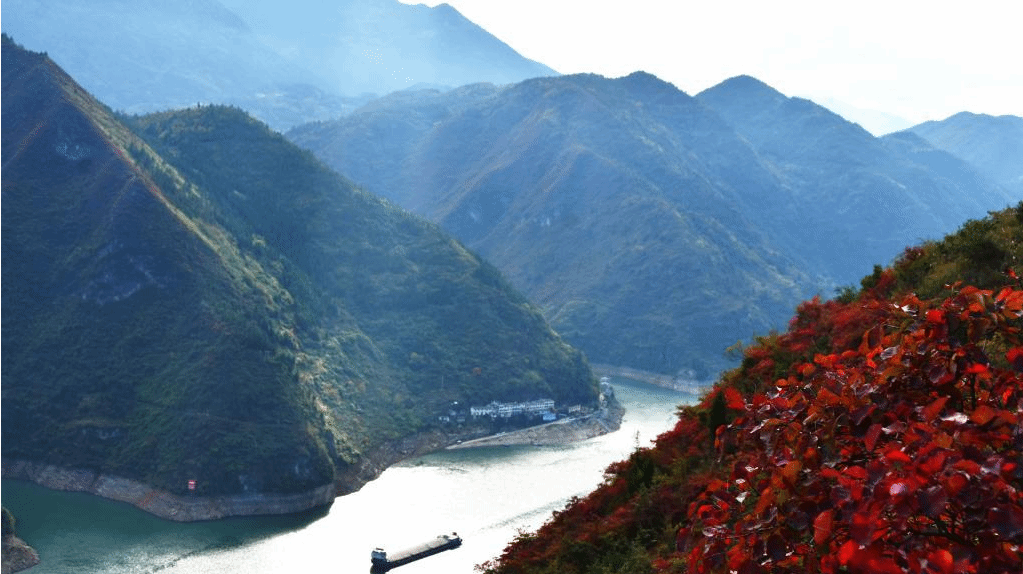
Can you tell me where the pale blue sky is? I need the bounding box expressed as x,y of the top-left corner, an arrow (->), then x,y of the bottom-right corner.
402,0 -> 1023,132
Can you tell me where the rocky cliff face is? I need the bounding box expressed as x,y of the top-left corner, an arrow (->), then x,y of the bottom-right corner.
2,507 -> 39,574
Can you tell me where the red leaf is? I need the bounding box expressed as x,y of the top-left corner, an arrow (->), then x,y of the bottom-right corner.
864,423 -> 883,451
724,387 -> 745,411
921,396 -> 949,422
816,387 -> 843,408
1007,347 -> 1023,371
754,487 -> 775,515
953,459 -> 981,474
970,405 -> 999,425
815,353 -> 838,368
926,309 -> 945,324
964,363 -> 989,375
838,540 -> 858,566
820,468 -> 841,480
917,451 -> 947,476
885,449 -> 911,464
927,548 -> 954,574
780,460 -> 802,486
944,473 -> 969,496
850,512 -> 875,544
813,509 -> 834,545
845,465 -> 868,480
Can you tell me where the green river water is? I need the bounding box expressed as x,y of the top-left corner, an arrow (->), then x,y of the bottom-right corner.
2,378 -> 695,573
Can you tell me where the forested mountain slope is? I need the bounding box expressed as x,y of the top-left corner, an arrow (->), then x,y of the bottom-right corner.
291,72 -> 817,379
903,111 -> 1023,195
1,36 -> 594,519
290,72 -> 1014,380
695,75 -> 1015,281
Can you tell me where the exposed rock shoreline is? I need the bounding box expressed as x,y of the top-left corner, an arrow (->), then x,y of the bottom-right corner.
1,460 -> 336,522
2,507 -> 39,574
2,429 -> 474,522
1,402 -> 625,523
3,384 -> 632,525
1,534 -> 39,574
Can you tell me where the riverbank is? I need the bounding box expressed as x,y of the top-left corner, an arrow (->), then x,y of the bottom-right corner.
1,460 -> 336,522
1,534 -> 38,574
1,407 -> 622,522
2,379 -> 635,522
447,397 -> 625,450
2,507 -> 39,574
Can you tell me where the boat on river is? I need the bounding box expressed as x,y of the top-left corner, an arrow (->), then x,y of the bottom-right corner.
370,532 -> 462,571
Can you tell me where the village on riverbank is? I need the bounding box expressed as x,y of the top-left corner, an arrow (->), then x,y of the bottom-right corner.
446,379 -> 625,449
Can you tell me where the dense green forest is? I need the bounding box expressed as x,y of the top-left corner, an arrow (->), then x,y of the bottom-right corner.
1,37 -> 595,508
289,72 -> 1013,381
482,204 -> 1023,573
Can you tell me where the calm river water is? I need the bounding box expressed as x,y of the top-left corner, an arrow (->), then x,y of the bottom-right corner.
2,378 -> 695,573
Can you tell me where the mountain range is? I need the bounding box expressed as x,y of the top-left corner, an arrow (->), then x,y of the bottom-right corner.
288,72 -> 1015,379
1,0 -> 554,130
902,111 -> 1023,195
696,75 -> 1014,279
1,36 -> 594,518
217,0 -> 556,95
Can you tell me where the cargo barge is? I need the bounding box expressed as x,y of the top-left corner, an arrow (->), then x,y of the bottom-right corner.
371,532 -> 462,572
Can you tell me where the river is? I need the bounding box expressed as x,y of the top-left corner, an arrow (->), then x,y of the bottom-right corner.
2,377 -> 696,573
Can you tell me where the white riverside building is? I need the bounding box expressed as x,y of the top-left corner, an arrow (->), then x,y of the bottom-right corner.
470,398 -> 555,419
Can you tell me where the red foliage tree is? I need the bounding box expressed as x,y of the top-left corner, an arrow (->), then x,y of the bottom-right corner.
482,275 -> 1022,574
679,284 -> 1023,573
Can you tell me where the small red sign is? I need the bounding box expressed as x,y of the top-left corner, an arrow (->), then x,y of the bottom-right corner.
188,479 -> 196,491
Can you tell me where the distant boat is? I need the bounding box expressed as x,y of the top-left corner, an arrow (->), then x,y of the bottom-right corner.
371,532 -> 462,572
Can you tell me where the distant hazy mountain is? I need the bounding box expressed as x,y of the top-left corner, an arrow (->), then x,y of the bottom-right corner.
217,0 -> 557,95
696,75 -> 1015,281
880,131 -> 1009,202
290,73 -> 1014,379
1,36 -> 594,517
0,0 -> 362,129
813,95 -> 915,135
904,112 -> 1023,195
2,0 -> 555,130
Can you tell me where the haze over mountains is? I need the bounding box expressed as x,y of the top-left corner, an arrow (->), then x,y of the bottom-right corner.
695,76 -> 1015,277
217,0 -> 556,95
288,73 -> 1015,378
902,112 -> 1023,195
1,36 -> 593,517
1,0 -> 554,130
